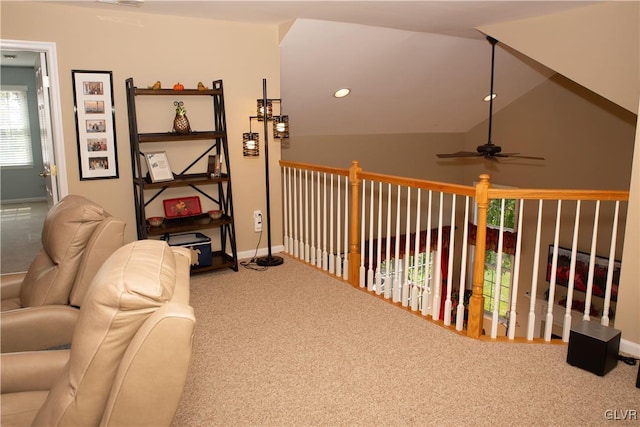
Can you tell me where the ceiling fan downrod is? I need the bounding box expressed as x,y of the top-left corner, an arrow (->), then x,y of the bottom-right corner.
486,35 -> 498,147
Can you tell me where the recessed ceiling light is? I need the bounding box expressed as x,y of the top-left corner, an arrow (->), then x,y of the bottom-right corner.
483,93 -> 496,102
97,0 -> 144,6
334,88 -> 351,98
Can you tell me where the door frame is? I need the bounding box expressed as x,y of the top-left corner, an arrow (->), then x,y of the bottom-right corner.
1,38 -> 68,203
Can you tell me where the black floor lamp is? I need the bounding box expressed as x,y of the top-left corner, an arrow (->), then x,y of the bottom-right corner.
254,79 -> 284,267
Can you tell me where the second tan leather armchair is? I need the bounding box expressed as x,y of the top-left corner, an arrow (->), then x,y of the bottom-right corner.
1,195 -> 125,352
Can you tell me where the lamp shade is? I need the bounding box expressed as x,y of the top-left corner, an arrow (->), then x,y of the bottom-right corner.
242,132 -> 259,157
257,99 -> 273,121
273,115 -> 289,139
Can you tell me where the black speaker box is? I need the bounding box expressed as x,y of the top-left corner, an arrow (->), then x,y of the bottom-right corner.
567,320 -> 621,376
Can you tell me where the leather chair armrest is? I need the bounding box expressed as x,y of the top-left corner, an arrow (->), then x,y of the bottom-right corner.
1,350 -> 70,393
1,306 -> 79,353
0,272 -> 27,301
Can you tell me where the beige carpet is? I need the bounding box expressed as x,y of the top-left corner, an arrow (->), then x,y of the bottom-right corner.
172,255 -> 638,427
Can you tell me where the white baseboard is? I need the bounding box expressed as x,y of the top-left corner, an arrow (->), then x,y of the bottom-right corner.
620,338 -> 640,357
237,245 -> 285,261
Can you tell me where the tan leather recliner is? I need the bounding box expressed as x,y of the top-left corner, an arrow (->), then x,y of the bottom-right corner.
1,195 -> 126,352
1,240 -> 195,427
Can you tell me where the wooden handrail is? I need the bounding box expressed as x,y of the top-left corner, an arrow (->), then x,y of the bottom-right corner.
489,188 -> 629,201
280,160 -> 349,177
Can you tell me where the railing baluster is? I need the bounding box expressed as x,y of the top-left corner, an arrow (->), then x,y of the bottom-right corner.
602,201 -> 620,326
316,171 -> 322,268
310,171 -> 316,265
456,196 -> 470,331
367,180 -> 375,290
384,183 -> 392,300
336,175 -> 342,278
322,172 -> 328,270
298,167 -> 304,259
343,175 -> 349,281
431,192 -> 444,321
563,201 -> 581,341
288,168 -> 294,255
508,199 -> 524,339
402,187 -> 411,307
329,174 -> 335,273
411,189 -> 421,311
393,185 -> 401,303
526,200 -> 544,340
283,167 -> 289,254
375,181 -> 383,295
292,168 -> 298,258
444,194 -> 456,326
421,190 -> 433,317
491,198 -> 506,338
584,200 -> 601,321
304,170 -> 310,262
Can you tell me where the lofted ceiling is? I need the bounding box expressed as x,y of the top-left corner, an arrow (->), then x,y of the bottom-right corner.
29,1 -> 604,135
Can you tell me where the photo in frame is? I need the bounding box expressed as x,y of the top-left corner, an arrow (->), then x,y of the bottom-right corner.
72,70 -> 118,180
207,154 -> 222,177
546,245 -> 621,302
144,151 -> 174,183
163,196 -> 202,218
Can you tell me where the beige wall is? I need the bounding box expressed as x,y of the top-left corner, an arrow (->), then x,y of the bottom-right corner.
1,1 -> 282,253
479,1 -> 639,114
615,105 -> 640,347
285,74 -> 636,190
282,132 -> 466,184
461,74 -> 637,190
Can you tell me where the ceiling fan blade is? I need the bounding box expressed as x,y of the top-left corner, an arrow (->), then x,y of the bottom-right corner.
436,151 -> 481,159
496,153 -> 545,160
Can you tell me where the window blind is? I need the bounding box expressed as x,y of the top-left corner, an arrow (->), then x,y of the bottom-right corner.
0,86 -> 34,167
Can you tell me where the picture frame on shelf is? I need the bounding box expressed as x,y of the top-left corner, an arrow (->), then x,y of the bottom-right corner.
72,70 -> 119,180
144,151 -> 174,183
163,196 -> 202,219
207,154 -> 222,177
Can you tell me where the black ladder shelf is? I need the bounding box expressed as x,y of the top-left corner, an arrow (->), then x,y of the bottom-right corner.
125,78 -> 238,273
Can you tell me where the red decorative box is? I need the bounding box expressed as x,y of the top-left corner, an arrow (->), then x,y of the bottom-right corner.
163,196 -> 202,218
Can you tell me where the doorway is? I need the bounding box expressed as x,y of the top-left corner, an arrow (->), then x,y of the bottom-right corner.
1,39 -> 67,272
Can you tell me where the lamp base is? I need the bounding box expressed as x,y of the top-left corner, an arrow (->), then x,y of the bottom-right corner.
256,255 -> 284,267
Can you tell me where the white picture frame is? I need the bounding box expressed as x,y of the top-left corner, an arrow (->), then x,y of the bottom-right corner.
144,151 -> 174,183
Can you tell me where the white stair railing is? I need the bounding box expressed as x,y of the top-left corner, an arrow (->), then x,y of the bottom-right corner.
280,161 -> 629,343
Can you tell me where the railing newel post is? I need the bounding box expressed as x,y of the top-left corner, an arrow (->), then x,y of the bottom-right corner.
349,160 -> 362,287
468,174 -> 490,338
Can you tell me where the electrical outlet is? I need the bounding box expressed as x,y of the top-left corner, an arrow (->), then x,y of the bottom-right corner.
253,210 -> 262,232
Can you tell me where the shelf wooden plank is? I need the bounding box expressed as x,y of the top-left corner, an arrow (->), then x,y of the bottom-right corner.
134,88 -> 223,96
146,214 -> 233,236
138,131 -> 224,143
191,251 -> 237,274
134,173 -> 229,189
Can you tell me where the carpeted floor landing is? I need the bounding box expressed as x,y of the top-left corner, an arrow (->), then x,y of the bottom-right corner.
171,255 -> 638,427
